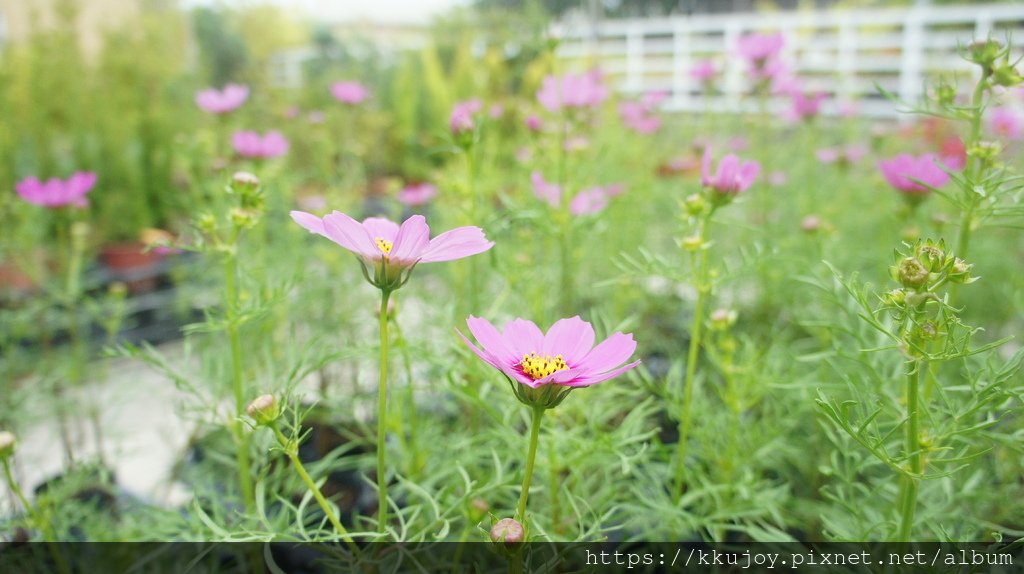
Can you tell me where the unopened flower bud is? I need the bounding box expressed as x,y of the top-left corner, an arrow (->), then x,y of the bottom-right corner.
933,81 -> 958,107
709,308 -> 738,331
682,235 -> 704,252
970,141 -> 1002,163
468,498 -> 490,522
967,38 -> 1002,69
246,394 -> 280,426
196,213 -> 217,234
919,321 -> 938,340
894,257 -> 930,289
230,207 -> 259,230
884,288 -> 907,306
108,281 -> 128,298
992,63 -> 1023,88
230,171 -> 261,193
0,431 -> 16,459
683,193 -> 705,217
490,517 -> 524,547
801,215 -> 821,233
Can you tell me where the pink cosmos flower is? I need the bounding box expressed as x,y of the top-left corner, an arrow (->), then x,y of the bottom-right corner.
878,153 -> 950,195
531,171 -> 561,207
768,171 -> 788,187
450,99 -> 483,135
459,315 -> 640,392
195,84 -> 249,114
690,59 -> 717,83
989,106 -> 1023,140
701,148 -> 760,195
817,144 -> 866,166
489,104 -> 505,118
537,70 -> 608,112
789,91 -> 826,121
736,32 -> 785,63
619,93 -> 666,134
524,115 -> 543,132
290,212 -> 493,290
232,131 -> 289,159
939,136 -> 967,171
330,81 -> 369,105
570,187 -> 610,216
397,182 -> 437,207
15,172 -> 97,208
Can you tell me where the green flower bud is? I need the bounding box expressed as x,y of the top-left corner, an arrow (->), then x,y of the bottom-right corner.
884,288 -> 907,306
468,498 -> 490,523
992,62 -> 1023,87
915,243 -> 946,272
229,207 -> 259,231
948,257 -> 975,284
966,38 -> 1002,69
196,213 -> 217,234
894,257 -> 930,289
682,235 -> 705,252
246,394 -> 280,426
683,193 -> 705,217
709,308 -> 738,331
0,431 -> 16,459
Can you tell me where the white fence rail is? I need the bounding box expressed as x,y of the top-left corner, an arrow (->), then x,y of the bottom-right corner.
553,4 -> 1024,117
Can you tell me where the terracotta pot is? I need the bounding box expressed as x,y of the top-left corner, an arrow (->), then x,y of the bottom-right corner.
99,242 -> 163,294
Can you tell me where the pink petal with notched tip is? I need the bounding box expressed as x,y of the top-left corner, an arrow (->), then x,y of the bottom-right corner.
564,359 -> 642,387
575,332 -> 638,374
420,226 -> 494,263
540,316 -> 595,364
290,211 -> 326,235
323,212 -> 379,258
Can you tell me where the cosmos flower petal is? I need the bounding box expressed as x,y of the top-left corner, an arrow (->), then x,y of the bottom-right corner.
576,332 -> 638,374
420,226 -> 494,263
323,212 -> 378,258
502,318 -> 545,357
540,316 -> 595,364
389,215 -> 431,263
290,211 -> 326,235
466,316 -> 519,364
564,359 -> 642,387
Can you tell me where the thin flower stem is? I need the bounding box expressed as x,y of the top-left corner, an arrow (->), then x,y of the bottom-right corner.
466,146 -> 481,314
3,459 -> 69,573
897,362 -> 923,541
376,288 -> 392,534
224,252 -> 255,512
270,424 -> 360,553
674,218 -> 710,498
516,405 -> 545,522
953,67 -> 991,295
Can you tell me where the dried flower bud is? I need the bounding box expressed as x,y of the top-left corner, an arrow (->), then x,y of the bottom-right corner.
490,517 -> 524,547
948,257 -> 975,284
0,431 -> 16,459
246,394 -> 280,426
894,257 -> 930,290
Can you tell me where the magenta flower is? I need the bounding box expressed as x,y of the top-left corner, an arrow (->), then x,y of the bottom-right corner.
290,211 -> 493,291
232,130 -> 289,159
701,148 -> 760,195
531,171 -> 562,207
878,153 -> 950,196
195,84 -> 249,114
736,32 -> 785,63
524,114 -> 543,132
989,106 -> 1023,140
570,187 -> 610,216
690,59 -> 717,83
450,99 -> 483,135
397,182 -> 437,207
619,96 -> 664,134
536,70 -> 608,112
459,315 -> 640,407
789,91 -> 826,121
330,81 -> 369,105
15,172 -> 96,208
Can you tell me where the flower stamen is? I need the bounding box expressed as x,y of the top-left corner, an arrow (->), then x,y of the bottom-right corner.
375,238 -> 393,254
520,352 -> 568,380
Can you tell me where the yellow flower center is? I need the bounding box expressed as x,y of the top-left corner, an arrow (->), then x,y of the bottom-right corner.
375,238 -> 393,254
520,352 -> 568,380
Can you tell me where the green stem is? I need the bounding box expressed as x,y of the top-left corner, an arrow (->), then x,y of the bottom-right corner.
271,425 -> 359,553
3,459 -> 69,572
376,288 -> 392,534
673,218 -> 710,497
466,147 -> 481,314
953,69 -> 990,279
516,406 -> 545,521
224,252 -> 255,512
896,362 -> 923,541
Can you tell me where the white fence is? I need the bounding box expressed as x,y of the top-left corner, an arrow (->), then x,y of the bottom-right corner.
554,4 -> 1024,117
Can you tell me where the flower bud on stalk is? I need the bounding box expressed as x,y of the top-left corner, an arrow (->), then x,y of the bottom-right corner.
894,257 -> 931,290
246,394 -> 280,426
0,431 -> 16,459
490,518 -> 525,547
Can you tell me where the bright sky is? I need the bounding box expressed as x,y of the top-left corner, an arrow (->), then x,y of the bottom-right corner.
180,0 -> 469,24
